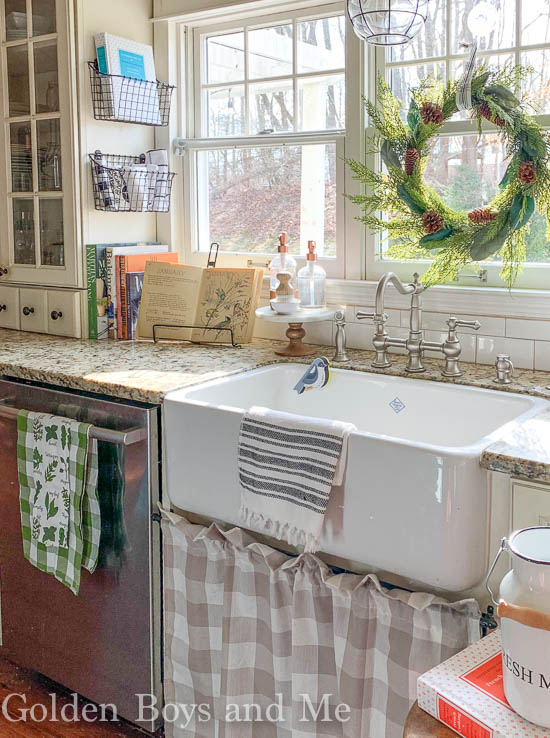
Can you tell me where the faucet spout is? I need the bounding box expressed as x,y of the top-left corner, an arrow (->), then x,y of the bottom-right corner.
374,272 -> 420,317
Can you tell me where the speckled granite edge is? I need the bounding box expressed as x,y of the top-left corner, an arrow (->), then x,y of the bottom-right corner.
479,406 -> 550,483
1,329 -> 550,482
480,451 -> 550,483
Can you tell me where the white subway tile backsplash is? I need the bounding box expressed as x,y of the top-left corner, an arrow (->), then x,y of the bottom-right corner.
535,341 -> 550,371
342,305 -> 356,324
476,336 -> 534,369
345,323 -> 409,354
255,298 -> 550,373
343,322 -> 376,351
506,318 -> 550,342
304,321 -> 334,346
253,319 -> 287,342
423,330 -> 477,363
410,311 -> 505,337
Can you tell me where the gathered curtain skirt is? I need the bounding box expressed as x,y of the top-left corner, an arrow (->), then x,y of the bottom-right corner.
162,511 -> 480,738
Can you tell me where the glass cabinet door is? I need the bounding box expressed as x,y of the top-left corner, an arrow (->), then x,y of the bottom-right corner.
1,0 -> 75,285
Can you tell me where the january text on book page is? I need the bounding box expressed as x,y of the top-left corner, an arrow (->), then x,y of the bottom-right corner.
136,262 -> 203,341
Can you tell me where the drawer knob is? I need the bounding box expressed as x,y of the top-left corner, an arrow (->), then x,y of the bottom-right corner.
0,267 -> 8,276
22,306 -> 35,316
50,310 -> 63,321
0,304 -> 6,312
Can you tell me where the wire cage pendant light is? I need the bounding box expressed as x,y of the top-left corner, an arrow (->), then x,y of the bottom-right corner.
347,0 -> 430,46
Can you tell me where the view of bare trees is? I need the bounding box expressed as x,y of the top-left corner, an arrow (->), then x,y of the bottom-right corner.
206,144 -> 337,255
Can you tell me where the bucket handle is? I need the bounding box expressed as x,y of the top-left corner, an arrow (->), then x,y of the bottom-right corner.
485,537 -> 508,608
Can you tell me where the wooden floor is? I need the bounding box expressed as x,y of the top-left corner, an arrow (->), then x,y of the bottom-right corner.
0,657 -> 162,737
404,702 -> 455,737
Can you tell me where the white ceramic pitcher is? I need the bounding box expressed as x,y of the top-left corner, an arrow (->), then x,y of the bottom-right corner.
486,527 -> 550,728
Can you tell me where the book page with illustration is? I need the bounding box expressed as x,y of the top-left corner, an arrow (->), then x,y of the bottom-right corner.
192,268 -> 262,344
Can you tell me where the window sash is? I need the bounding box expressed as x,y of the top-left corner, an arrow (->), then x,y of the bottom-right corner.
179,2 -> 353,277
180,135 -> 346,276
194,4 -> 346,138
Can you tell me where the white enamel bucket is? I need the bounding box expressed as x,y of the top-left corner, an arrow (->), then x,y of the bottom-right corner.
486,527 -> 550,728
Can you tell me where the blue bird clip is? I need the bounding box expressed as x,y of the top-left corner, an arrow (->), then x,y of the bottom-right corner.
293,357 -> 331,395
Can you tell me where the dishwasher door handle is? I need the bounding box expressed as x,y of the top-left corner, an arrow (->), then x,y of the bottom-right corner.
0,401 -> 147,446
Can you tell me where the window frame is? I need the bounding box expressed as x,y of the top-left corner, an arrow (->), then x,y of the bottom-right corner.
366,0 -> 550,289
174,1 -> 364,279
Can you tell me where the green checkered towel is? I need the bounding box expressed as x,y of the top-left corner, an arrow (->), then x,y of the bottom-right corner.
17,411 -> 101,595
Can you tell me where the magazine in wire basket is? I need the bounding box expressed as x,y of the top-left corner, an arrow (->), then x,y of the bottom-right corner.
88,61 -> 175,126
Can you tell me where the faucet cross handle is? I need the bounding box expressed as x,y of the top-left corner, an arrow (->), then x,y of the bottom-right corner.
410,272 -> 424,293
447,317 -> 481,331
356,311 -> 387,322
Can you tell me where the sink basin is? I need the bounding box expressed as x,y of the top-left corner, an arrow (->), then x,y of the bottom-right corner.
164,364 -> 548,591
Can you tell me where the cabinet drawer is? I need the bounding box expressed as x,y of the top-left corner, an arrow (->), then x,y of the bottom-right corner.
0,286 -> 20,330
19,289 -> 47,333
511,481 -> 550,530
46,290 -> 81,338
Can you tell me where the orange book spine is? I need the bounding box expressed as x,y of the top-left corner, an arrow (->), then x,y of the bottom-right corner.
118,256 -> 129,340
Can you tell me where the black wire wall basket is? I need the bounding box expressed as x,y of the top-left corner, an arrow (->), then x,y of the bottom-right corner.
88,61 -> 175,127
90,152 -> 176,213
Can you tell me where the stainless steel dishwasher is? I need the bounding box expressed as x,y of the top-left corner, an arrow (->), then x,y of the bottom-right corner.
0,377 -> 162,732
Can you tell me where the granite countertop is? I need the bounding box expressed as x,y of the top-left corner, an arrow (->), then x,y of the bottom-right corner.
0,328 -> 549,483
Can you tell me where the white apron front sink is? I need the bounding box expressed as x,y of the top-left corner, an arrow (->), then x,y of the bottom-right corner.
163,364 -> 547,592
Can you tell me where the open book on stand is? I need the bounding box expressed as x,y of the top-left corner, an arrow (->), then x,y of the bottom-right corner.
136,262 -> 264,344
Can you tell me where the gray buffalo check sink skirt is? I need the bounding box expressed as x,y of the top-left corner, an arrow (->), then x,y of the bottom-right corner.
162,511 -> 480,738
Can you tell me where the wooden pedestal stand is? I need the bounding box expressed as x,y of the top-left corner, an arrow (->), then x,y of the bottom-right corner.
255,306 -> 341,357
276,322 -> 316,357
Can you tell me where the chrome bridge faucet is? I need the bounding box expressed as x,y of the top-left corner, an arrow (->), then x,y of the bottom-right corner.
357,272 -> 480,377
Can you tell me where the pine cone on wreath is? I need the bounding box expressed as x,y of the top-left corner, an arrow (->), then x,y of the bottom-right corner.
468,208 -> 496,224
478,101 -> 506,128
420,102 -> 444,125
422,210 -> 444,234
518,160 -> 536,185
404,148 -> 420,175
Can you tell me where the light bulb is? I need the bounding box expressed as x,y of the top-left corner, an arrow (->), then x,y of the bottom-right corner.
467,1 -> 498,38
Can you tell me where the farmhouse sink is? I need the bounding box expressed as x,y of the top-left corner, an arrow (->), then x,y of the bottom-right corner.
164,364 -> 548,591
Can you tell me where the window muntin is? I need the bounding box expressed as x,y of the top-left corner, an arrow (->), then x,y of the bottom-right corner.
376,0 -> 550,283
199,14 -> 346,137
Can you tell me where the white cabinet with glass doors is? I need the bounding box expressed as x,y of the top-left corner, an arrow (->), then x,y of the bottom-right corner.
0,0 -> 80,288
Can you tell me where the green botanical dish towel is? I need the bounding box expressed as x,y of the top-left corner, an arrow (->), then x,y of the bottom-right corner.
17,411 -> 101,595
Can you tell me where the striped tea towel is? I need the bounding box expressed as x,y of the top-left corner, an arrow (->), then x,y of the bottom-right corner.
17,411 -> 101,595
238,406 -> 355,553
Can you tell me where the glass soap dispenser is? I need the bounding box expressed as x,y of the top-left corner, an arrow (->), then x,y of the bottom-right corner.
298,241 -> 326,308
269,232 -> 297,301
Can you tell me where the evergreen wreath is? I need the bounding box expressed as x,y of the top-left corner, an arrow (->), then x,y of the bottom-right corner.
346,65 -> 550,287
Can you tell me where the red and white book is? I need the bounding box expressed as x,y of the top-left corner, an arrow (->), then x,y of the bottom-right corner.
418,631 -> 550,738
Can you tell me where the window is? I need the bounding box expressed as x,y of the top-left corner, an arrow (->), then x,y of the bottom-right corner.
179,5 -> 355,277
369,0 -> 550,288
